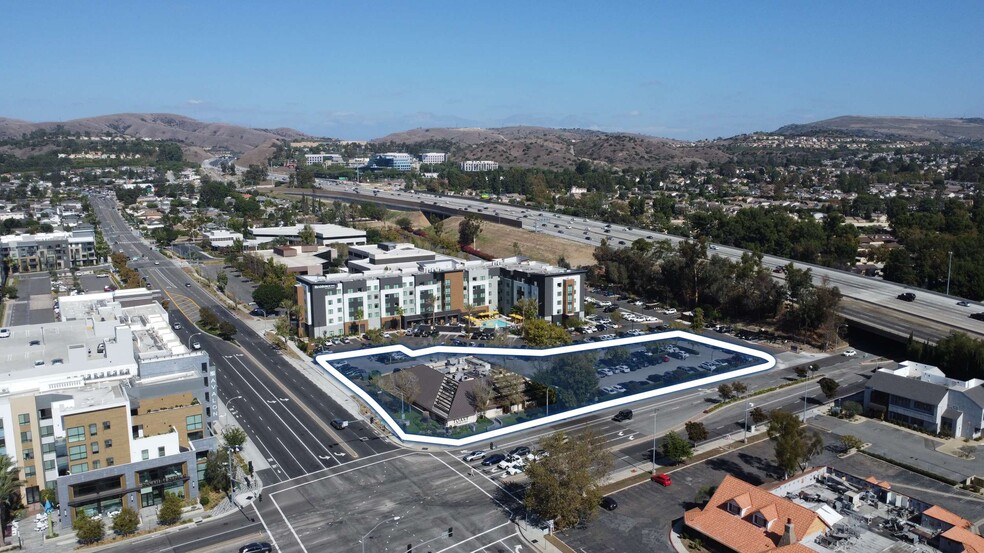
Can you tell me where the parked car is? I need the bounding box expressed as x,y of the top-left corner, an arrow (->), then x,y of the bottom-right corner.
482,454 -> 506,466
612,409 -> 633,422
463,451 -> 487,462
600,496 -> 618,511
508,446 -> 531,459
842,349 -> 857,357
651,473 -> 672,486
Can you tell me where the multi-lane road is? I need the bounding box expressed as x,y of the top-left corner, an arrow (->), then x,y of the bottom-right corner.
298,180 -> 984,342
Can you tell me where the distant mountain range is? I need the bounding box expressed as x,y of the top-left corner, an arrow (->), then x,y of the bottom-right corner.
775,116 -> 984,143
1,113 -> 981,169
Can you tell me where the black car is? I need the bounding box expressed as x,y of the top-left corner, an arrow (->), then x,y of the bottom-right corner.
971,312 -> 984,321
239,543 -> 272,553
508,446 -> 531,458
600,496 -> 618,511
185,282 -> 192,287
897,292 -> 916,302
612,409 -> 633,422
481,453 -> 506,466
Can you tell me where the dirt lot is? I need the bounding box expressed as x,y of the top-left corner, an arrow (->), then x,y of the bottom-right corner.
441,215 -> 597,267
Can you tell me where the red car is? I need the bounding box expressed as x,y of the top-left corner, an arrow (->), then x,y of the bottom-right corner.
651,473 -> 672,486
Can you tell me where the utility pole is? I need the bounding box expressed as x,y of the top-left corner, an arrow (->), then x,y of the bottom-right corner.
946,250 -> 953,296
743,402 -> 754,443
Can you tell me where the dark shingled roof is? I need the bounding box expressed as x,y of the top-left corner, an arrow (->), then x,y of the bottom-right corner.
866,371 -> 948,404
962,384 -> 984,409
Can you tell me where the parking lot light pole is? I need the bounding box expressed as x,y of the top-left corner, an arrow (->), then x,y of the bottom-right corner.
362,515 -> 401,553
743,402 -> 754,443
652,408 -> 659,474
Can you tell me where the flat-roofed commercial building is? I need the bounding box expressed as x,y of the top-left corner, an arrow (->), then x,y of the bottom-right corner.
296,243 -> 584,338
249,223 -> 367,246
459,160 -> 499,172
0,228 -> 97,272
0,290 -> 218,527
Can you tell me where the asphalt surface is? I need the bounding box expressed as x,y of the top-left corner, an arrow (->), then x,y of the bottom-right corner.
5,273 -> 55,326
300,181 -> 984,342
91,195 -> 397,490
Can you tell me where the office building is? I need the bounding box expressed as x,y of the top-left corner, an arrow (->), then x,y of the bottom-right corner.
0,228 -> 97,272
296,243 -> 584,338
459,161 -> 499,172
249,223 -> 367,246
419,152 -> 447,164
304,153 -> 344,165
366,153 -> 414,172
864,361 -> 984,439
0,290 -> 218,528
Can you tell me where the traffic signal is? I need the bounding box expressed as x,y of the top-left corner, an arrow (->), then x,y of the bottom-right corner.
448,527 -> 453,538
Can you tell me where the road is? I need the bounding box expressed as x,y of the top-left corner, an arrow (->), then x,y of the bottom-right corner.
300,181 -> 984,342
91,194 -> 397,488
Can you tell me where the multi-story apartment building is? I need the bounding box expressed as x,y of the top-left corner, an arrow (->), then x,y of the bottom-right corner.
459,160 -> 499,172
419,152 -> 447,164
0,290 -> 218,528
864,361 -> 984,439
0,228 -> 97,272
296,243 -> 584,338
366,153 -> 414,172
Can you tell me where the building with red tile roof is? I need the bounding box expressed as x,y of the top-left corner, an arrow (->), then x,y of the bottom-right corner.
921,505 -> 974,533
683,475 -> 831,553
939,525 -> 984,553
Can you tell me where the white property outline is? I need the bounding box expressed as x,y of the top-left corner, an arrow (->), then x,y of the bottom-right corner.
314,331 -> 776,447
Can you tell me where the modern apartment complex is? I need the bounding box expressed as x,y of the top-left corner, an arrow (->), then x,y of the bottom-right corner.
0,228 -> 98,272
459,160 -> 499,172
864,361 -> 984,439
296,243 -> 584,338
0,290 -> 218,528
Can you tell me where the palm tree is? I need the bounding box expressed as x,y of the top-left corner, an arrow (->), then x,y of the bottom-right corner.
0,454 -> 23,546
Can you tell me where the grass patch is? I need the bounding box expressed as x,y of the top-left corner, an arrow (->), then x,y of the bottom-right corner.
704,375 -> 816,414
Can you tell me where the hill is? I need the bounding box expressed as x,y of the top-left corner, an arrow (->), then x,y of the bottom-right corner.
0,113 -> 310,157
372,126 -> 729,170
775,116 -> 984,143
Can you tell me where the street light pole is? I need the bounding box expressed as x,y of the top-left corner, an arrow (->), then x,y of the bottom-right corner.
652,408 -> 658,474
187,332 -> 202,350
361,516 -> 401,553
946,251 -> 953,296
803,390 -> 809,422
743,402 -> 754,443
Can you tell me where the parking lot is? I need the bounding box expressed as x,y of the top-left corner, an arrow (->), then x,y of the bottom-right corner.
259,451 -> 525,553
5,273 -> 55,326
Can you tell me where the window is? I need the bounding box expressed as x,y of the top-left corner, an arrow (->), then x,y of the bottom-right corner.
106,457 -> 114,467
23,448 -> 34,460
69,445 -> 87,461
67,426 -> 85,443
43,460 -> 55,471
89,423 -> 97,436
102,421 -> 111,431
141,450 -> 149,461
727,501 -> 741,515
91,442 -> 99,454
24,466 -> 36,477
104,439 -> 113,449
92,460 -> 101,470
18,413 -> 30,425
39,425 -> 53,438
186,414 -> 203,432
203,376 -> 209,387
158,446 -> 166,457
71,463 -> 88,474
20,431 -> 32,443
41,442 -> 56,454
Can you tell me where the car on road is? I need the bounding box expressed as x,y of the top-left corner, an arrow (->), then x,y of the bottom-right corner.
612,409 -> 633,422
710,245 -> 719,250
330,418 -> 348,430
842,349 -> 857,357
239,544 -> 273,553
185,282 -> 192,287
173,322 -> 182,330
463,451 -> 487,462
0,328 -> 9,338
600,496 -> 618,511
154,261 -> 160,265
651,473 -> 672,486
971,312 -> 984,321
957,300 -> 971,307
481,453 -> 506,466
897,292 -> 916,302
191,341 -> 201,350
663,308 -> 677,314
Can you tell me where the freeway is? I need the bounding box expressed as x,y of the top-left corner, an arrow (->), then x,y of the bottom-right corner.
301,180 -> 984,342
90,194 -> 396,487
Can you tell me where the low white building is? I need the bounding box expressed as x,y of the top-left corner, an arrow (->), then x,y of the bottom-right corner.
460,160 -> 499,172
419,152 -> 447,164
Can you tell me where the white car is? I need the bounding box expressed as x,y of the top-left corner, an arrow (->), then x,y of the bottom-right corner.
505,466 -> 524,476
463,451 -> 487,462
663,308 -> 678,315
842,349 -> 857,357
0,328 -> 10,338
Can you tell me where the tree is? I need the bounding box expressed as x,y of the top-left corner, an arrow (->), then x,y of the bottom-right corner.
731,382 -> 748,397
510,297 -> 539,322
204,449 -> 231,492
767,410 -> 824,477
717,383 -> 734,401
818,377 -> 840,400
794,365 -> 809,378
382,370 -> 421,415
217,320 -> 237,340
532,353 -> 598,408
75,513 -> 105,544
395,216 -> 413,231
298,224 -> 317,246
841,400 -> 863,419
458,215 -> 484,246
691,307 -> 705,333
840,435 -> 864,452
253,282 -> 287,313
522,318 -> 572,348
216,270 -> 228,291
199,306 -> 220,330
524,430 -> 613,530
749,406 -> 768,424
273,315 -> 291,348
112,506 -> 140,536
466,378 -> 495,417
222,427 -> 247,449
606,347 -> 629,365
660,431 -> 693,464
157,492 -> 183,526
685,421 -> 709,443
0,454 -> 23,546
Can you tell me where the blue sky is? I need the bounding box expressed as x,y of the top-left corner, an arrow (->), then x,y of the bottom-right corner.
2,1 -> 982,140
